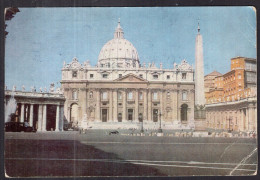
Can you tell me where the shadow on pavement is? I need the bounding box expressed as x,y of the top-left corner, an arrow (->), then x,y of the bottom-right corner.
5,139 -> 166,177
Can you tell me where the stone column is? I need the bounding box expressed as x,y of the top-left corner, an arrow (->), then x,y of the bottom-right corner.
254,107 -> 257,131
42,104 -> 47,131
122,90 -> 127,122
160,91 -> 164,122
248,107 -> 253,131
60,106 -> 64,131
240,109 -> 244,131
109,90 -> 113,122
147,89 -> 152,121
55,105 -> 60,131
29,104 -> 34,126
86,90 -> 90,112
80,88 -> 87,122
113,89 -> 118,122
245,108 -> 249,131
20,103 -> 24,122
172,90 -> 178,121
143,89 -> 148,122
37,105 -> 42,131
95,89 -> 100,122
135,89 -> 139,122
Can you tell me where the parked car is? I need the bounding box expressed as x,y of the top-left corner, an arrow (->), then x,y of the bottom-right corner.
5,122 -> 36,132
109,130 -> 119,135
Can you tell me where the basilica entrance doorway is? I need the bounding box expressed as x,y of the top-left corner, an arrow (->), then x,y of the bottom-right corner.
102,109 -> 108,122
128,109 -> 133,121
181,104 -> 188,122
118,113 -> 122,122
153,109 -> 158,122
70,103 -> 78,126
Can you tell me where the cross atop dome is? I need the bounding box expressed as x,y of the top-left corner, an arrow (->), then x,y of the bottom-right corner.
114,18 -> 124,39
197,18 -> 200,34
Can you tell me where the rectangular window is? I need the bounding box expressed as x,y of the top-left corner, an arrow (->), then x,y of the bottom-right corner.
119,74 -> 122,78
153,75 -> 158,79
102,92 -> 108,99
182,92 -> 187,100
182,73 -> 186,80
118,92 -> 122,100
103,74 -> 108,78
139,92 -> 143,100
72,91 -> 78,100
153,92 -> 158,100
128,92 -> 133,99
90,74 -> 94,78
139,74 -> 143,78
167,75 -> 170,79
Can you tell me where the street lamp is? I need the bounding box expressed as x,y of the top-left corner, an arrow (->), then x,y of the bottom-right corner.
158,112 -> 163,133
139,113 -> 144,133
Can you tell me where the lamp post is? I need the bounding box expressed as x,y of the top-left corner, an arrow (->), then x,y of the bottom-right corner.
158,112 -> 163,133
139,114 -> 144,133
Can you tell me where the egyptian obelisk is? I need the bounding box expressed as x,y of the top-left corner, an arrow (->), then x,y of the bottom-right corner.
195,22 -> 205,105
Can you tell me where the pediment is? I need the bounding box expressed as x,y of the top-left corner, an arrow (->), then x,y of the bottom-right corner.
114,73 -> 147,83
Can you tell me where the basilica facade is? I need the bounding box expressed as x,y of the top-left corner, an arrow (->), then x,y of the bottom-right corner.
61,21 -> 195,129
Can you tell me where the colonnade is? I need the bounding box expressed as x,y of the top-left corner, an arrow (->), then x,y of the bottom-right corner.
19,103 -> 64,132
91,89 -> 164,122
82,88 -> 193,123
206,102 -> 257,132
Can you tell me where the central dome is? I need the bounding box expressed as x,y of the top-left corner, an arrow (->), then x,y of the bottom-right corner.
98,20 -> 140,68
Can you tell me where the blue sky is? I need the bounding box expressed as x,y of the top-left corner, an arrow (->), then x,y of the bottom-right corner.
5,7 -> 256,91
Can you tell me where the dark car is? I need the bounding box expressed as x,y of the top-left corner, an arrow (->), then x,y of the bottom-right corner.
5,122 -> 36,132
109,130 -> 119,135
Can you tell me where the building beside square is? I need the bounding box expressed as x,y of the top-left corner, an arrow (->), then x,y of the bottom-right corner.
205,57 -> 257,133
61,20 -> 195,129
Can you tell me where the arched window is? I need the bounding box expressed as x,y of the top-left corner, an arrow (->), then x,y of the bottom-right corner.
72,90 -> 78,100
181,104 -> 188,121
89,91 -> 93,99
102,92 -> 108,100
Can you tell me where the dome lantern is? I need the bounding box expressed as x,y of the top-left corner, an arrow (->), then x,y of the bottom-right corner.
114,18 -> 124,39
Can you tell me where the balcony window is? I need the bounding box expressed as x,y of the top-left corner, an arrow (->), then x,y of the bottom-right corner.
153,92 -> 158,100
102,92 -> 108,100
128,92 -> 133,100
118,92 -> 122,100
139,92 -> 143,100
